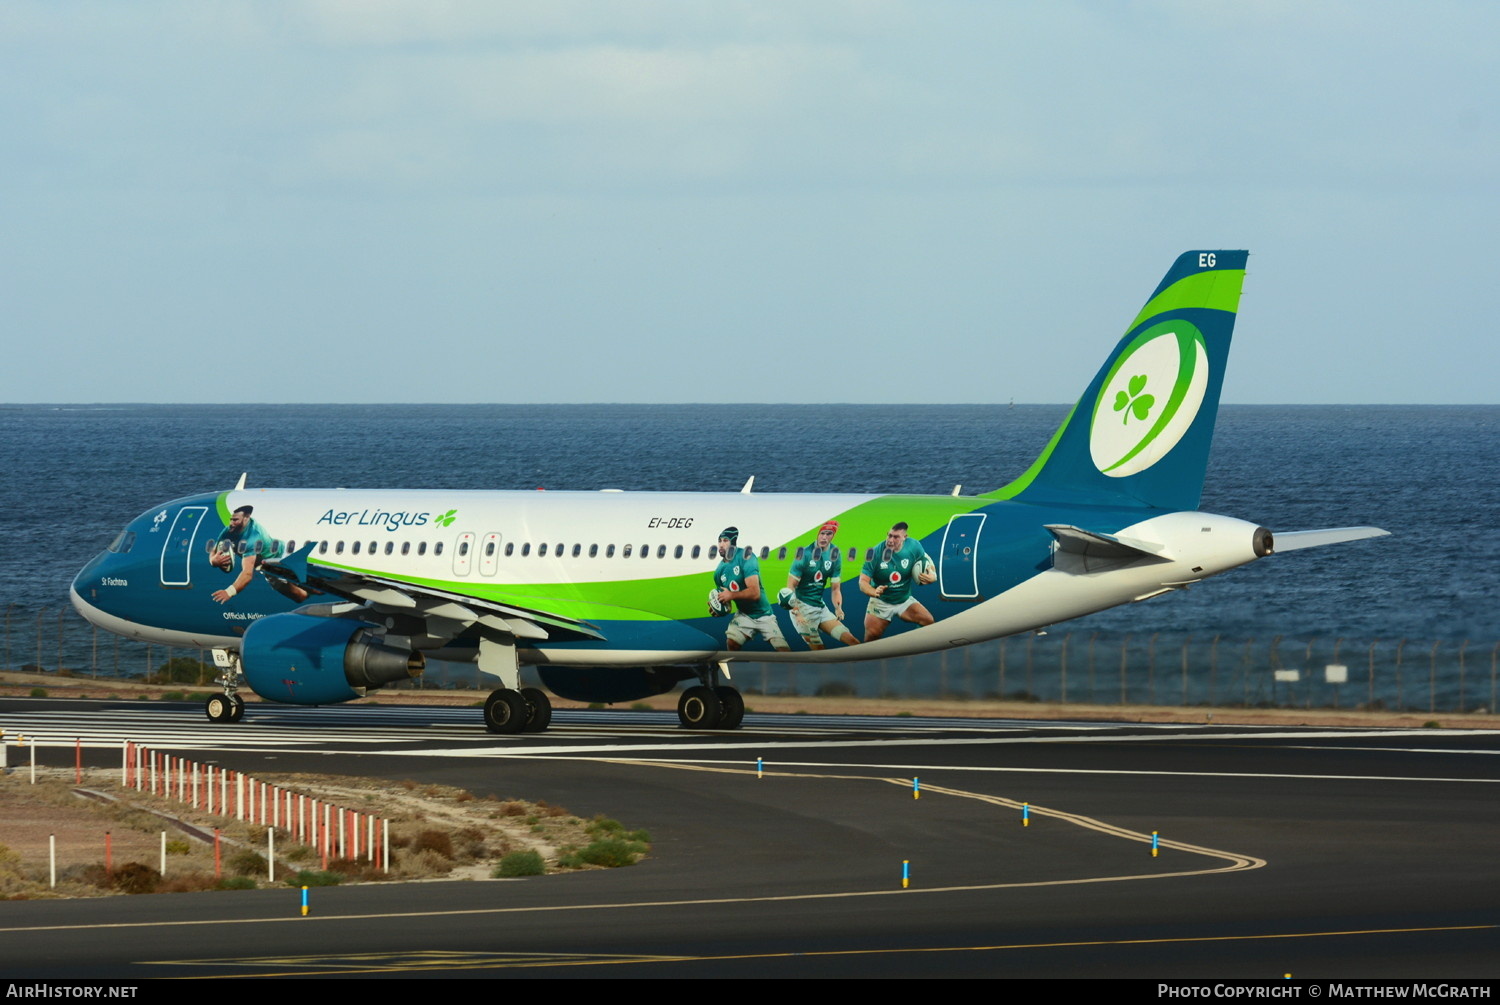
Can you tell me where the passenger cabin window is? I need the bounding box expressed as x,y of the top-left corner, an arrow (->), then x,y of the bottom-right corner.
674,545 -> 683,558
434,542 -> 444,556
319,542 -> 329,554
657,545 -> 667,558
417,542 -> 427,556
385,542 -> 394,555
505,542 -> 514,557
589,544 -> 598,557
458,542 -> 470,557
795,547 -> 805,559
572,544 -> 582,557
759,547 -> 770,559
401,542 -> 410,556
606,544 -> 615,558
538,543 -> 548,557
521,543 -> 531,557
484,542 -> 495,557
777,546 -> 787,560
352,542 -> 361,555
622,544 -> 632,558
336,542 -> 345,555
692,545 -> 701,559
865,548 -> 875,561
641,545 -> 649,559
849,547 -> 857,560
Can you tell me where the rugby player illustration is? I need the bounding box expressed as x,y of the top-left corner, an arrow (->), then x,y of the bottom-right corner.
207,505 -> 307,604
709,526 -> 791,652
859,521 -> 937,642
779,520 -> 857,649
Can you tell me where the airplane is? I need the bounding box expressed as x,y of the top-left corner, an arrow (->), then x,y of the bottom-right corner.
70,250 -> 1387,733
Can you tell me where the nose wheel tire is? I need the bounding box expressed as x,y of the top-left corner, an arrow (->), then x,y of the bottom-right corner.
520,687 -> 552,733
484,688 -> 527,735
677,686 -> 724,729
205,695 -> 232,722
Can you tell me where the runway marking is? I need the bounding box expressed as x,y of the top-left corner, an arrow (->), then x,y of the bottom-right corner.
556,754 -> 1500,785
148,949 -> 687,972
146,923 -> 1499,977
589,757 -> 1264,872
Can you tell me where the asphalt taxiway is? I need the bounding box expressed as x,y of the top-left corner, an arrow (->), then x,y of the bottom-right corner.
1,698 -> 1496,978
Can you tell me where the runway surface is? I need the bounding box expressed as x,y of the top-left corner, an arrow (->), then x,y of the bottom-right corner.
1,698 -> 1497,979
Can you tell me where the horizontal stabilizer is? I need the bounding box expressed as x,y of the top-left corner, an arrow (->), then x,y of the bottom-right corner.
1273,526 -> 1390,553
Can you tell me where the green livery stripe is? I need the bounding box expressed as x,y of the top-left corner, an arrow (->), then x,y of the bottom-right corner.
1127,269 -> 1245,332
982,404 -> 1076,500
216,493 -> 232,525
315,494 -> 989,622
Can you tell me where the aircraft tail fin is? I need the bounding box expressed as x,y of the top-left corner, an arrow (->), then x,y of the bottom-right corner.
987,250 -> 1248,511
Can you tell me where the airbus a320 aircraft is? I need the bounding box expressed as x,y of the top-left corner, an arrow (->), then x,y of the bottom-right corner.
71,251 -> 1386,734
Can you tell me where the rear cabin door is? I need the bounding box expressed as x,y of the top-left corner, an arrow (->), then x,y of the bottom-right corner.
938,512 -> 985,600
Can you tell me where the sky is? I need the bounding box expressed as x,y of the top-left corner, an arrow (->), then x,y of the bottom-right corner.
2,1 -> 1495,404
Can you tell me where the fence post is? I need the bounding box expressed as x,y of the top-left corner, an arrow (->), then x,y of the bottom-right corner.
1429,641 -> 1440,714
1458,640 -> 1469,712
1087,632 -> 1098,703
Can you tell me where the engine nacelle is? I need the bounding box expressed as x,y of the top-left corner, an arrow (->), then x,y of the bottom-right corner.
537,665 -> 690,704
241,612 -> 424,705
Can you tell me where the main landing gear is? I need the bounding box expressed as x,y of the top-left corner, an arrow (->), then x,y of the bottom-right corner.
205,649 -> 246,723
483,687 -> 552,735
677,662 -> 744,730
477,637 -> 552,735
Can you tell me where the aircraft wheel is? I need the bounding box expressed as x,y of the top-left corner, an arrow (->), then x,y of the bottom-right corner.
228,695 -> 245,722
205,695 -> 231,723
521,687 -> 552,733
677,686 -> 723,729
714,686 -> 744,730
484,688 -> 527,735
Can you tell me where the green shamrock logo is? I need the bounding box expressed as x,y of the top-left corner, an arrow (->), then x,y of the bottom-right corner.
1112,374 -> 1154,425
433,509 -> 458,528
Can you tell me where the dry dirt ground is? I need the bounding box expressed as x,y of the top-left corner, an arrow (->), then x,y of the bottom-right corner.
0,765 -> 645,900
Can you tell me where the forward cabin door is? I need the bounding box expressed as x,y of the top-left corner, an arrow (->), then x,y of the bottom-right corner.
160,506 -> 208,588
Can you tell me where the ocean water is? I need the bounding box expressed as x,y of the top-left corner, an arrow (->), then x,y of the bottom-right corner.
1,403 -> 1495,651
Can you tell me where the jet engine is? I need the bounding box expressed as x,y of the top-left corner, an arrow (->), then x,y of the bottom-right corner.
241,612 -> 424,705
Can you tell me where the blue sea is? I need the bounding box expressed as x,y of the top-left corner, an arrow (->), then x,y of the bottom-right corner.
1,404 -> 1495,668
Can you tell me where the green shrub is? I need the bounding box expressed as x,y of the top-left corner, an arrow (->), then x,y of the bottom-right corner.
574,837 -> 647,868
286,869 -> 342,887
160,691 -> 186,702
217,876 -> 257,890
111,862 -> 159,894
227,850 -> 266,876
493,850 -> 545,878
28,688 -> 47,699
149,656 -> 213,684
164,839 -> 191,856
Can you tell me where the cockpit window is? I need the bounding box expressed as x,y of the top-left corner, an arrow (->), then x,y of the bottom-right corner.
107,530 -> 136,554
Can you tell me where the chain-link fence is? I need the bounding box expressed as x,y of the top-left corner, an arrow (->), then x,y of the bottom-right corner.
7,605 -> 1496,714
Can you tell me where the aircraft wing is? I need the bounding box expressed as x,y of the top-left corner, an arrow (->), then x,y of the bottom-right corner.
1271,526 -> 1390,552
262,546 -> 605,643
